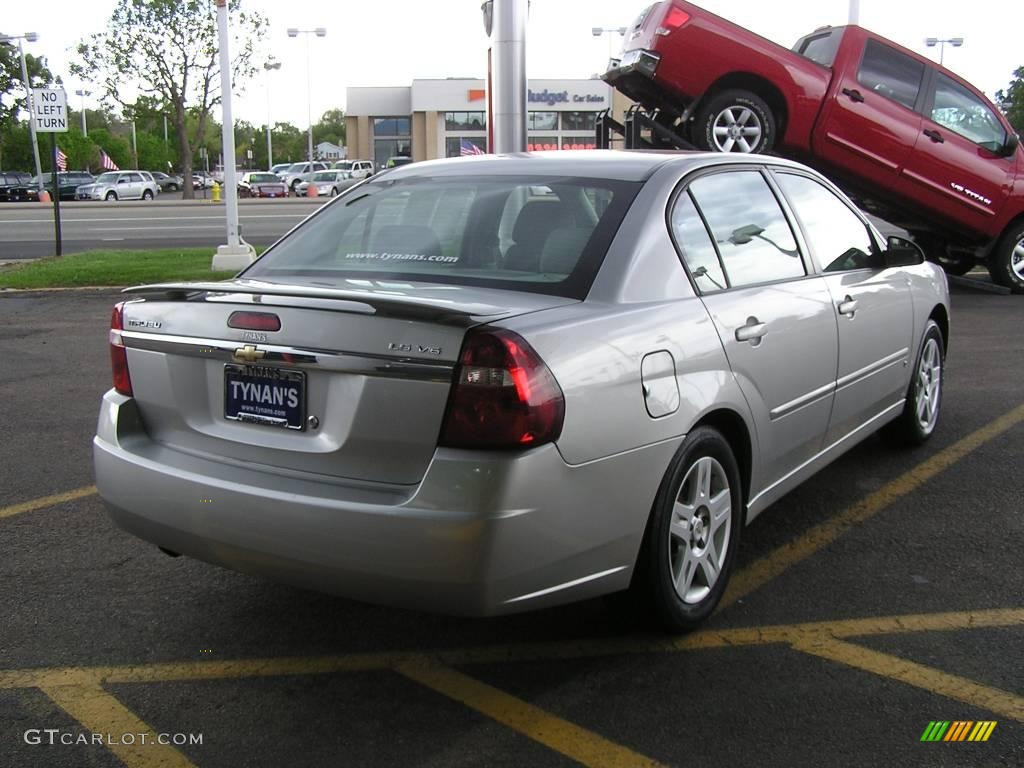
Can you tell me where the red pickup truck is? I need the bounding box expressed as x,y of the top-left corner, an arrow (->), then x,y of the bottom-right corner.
603,0 -> 1024,290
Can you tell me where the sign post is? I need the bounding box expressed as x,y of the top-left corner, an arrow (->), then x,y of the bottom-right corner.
32,87 -> 68,256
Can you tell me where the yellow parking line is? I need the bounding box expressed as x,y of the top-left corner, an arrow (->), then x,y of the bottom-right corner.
41,683 -> 198,768
0,485 -> 97,520
396,659 -> 666,768
721,402 -> 1024,610
791,637 -> 1024,723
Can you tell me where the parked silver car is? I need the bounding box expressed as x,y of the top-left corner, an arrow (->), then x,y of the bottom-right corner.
296,170 -> 353,197
77,170 -> 159,201
94,151 -> 949,630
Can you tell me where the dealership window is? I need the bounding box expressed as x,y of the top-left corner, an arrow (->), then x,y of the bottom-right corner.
446,137 -> 487,157
372,116 -> 412,169
561,136 -> 596,150
373,117 -> 411,136
562,112 -> 596,132
527,136 -> 560,152
528,112 -> 559,131
445,112 -> 486,131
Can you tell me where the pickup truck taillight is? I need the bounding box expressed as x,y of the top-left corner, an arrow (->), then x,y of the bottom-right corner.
656,5 -> 691,36
439,329 -> 564,450
109,302 -> 133,396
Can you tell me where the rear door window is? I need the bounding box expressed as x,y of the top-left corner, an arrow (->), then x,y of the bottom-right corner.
857,39 -> 925,110
669,191 -> 728,292
687,171 -> 805,288
243,175 -> 640,298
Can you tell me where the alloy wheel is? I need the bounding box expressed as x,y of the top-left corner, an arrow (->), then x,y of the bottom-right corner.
668,455 -> 732,604
712,107 -> 763,152
915,337 -> 942,434
1012,236 -> 1024,281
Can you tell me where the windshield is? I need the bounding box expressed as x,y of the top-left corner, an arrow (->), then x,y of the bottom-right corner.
334,162 -> 354,171
286,163 -> 307,173
96,173 -> 119,184
249,173 -> 281,183
242,175 -> 640,299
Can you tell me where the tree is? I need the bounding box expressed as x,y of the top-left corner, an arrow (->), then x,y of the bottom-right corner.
72,0 -> 265,197
1,36 -> 52,128
995,66 -> 1024,134
313,108 -> 346,148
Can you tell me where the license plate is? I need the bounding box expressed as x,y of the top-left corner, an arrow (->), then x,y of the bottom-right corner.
224,364 -> 305,430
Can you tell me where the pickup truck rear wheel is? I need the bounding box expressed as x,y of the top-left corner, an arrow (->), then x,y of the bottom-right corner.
987,221 -> 1024,293
694,89 -> 775,154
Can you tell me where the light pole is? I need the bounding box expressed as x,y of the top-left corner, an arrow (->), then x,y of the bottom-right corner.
592,26 -> 626,65
1,32 -> 43,191
263,58 -> 281,169
287,27 -> 326,163
74,89 -> 90,135
925,36 -> 963,66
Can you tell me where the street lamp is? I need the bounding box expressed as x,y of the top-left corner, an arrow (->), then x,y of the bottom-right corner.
287,26 -> 326,163
74,89 -> 91,135
925,36 -> 963,66
592,26 -> 627,64
0,32 -> 43,192
263,58 -> 281,169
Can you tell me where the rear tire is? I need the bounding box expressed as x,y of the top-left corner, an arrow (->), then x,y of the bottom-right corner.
693,89 -> 776,154
631,427 -> 743,632
987,221 -> 1024,293
142,189 -> 154,200
884,320 -> 944,446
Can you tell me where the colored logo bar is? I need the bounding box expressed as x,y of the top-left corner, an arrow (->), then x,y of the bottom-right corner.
920,721 -> 997,742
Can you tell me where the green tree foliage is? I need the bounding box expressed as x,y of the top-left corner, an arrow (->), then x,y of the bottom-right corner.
995,66 -> 1024,134
0,36 -> 52,127
72,0 -> 265,197
313,108 -> 346,147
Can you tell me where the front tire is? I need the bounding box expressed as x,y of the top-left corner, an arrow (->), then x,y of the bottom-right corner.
105,191 -> 117,202
987,221 -> 1024,293
693,89 -> 776,154
636,427 -> 743,632
885,319 -> 944,446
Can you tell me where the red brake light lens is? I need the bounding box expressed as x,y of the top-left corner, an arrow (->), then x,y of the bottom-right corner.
228,311 -> 281,332
657,5 -> 691,34
439,329 -> 564,450
109,302 -> 133,396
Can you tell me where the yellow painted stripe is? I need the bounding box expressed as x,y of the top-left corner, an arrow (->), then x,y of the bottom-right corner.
792,638 -> 1024,724
396,659 -> 666,768
980,721 -> 997,741
40,683 -> 198,768
0,485 -> 97,520
2,608 -> 1022,691
721,402 -> 1024,610
968,721 -> 985,741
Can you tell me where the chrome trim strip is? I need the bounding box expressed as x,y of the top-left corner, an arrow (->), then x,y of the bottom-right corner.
770,380 -> 835,421
121,330 -> 455,382
503,566 -> 629,604
835,348 -> 909,391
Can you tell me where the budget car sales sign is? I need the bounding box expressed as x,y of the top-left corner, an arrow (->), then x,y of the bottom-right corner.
32,88 -> 69,132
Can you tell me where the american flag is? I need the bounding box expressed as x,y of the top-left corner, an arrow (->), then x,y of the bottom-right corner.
55,147 -> 67,172
459,138 -> 485,156
100,149 -> 119,171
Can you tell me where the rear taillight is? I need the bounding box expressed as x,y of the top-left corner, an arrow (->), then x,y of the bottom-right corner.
109,302 -> 133,396
439,329 -> 564,450
656,4 -> 691,35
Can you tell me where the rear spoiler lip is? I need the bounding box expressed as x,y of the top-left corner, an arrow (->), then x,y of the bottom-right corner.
120,280 -> 555,325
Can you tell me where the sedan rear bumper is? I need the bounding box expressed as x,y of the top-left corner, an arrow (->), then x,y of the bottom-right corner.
94,391 -> 678,615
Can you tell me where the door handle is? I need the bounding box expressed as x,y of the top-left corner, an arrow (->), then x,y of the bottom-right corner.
842,87 -> 865,103
837,296 -> 859,317
923,128 -> 945,143
735,317 -> 768,344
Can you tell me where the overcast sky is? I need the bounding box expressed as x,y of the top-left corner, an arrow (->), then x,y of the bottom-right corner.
4,0 -> 1021,129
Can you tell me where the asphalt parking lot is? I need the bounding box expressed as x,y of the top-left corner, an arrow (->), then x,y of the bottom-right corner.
0,284 -> 1021,767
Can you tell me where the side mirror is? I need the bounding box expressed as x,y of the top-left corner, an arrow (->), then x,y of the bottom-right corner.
884,235 -> 925,267
1000,133 -> 1020,158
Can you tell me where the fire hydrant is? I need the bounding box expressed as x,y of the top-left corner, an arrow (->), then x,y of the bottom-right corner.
211,183 -> 221,203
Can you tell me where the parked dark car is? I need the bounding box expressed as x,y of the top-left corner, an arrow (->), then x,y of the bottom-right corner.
151,171 -> 184,192
603,0 -> 1024,288
191,170 -> 217,190
9,171 -> 94,202
238,172 -> 288,198
0,171 -> 32,202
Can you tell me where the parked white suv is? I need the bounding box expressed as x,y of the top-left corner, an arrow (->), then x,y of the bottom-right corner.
332,160 -> 374,180
281,162 -> 329,193
77,171 -> 159,201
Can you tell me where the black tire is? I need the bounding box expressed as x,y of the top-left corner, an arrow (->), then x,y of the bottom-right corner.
142,189 -> 153,200
105,191 -> 117,202
632,427 -> 743,632
693,89 -> 776,154
884,319 -> 944,446
987,220 -> 1024,293
168,183 -> 179,192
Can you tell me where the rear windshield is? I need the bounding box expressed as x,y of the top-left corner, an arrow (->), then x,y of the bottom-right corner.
795,29 -> 840,67
312,171 -> 338,181
242,175 -> 640,298
250,173 -> 280,183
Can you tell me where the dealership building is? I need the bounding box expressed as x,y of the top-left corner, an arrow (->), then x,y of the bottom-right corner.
344,78 -> 632,168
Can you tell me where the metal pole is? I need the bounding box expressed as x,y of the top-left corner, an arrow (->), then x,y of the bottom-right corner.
79,93 -> 87,135
131,121 -> 138,167
163,114 -> 168,146
491,0 -> 528,153
216,0 -> 240,248
18,39 -> 44,192
848,0 -> 860,24
305,34 -> 313,162
266,77 -> 273,168
50,134 -> 62,256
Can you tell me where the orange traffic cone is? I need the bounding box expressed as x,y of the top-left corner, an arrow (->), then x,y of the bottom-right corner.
306,181 -> 317,198
38,190 -> 50,203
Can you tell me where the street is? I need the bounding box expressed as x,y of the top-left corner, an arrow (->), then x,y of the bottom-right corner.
0,284 -> 1020,767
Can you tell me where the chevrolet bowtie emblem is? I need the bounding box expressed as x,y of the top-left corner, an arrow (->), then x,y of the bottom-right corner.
233,344 -> 266,364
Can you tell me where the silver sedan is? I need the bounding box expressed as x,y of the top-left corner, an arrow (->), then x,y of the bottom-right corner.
93,151 -> 949,630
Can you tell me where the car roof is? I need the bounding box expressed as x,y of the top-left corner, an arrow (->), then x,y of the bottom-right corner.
381,149 -> 819,182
